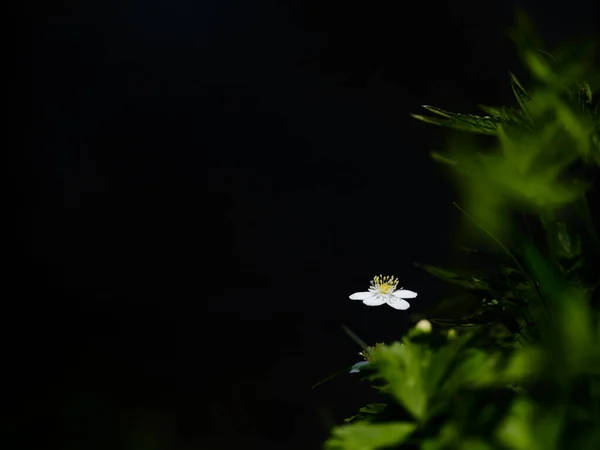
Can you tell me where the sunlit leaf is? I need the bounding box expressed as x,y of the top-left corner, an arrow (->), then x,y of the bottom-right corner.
374,342 -> 428,421
325,421 -> 416,450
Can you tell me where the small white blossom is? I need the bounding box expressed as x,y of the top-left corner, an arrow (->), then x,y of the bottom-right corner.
349,275 -> 418,310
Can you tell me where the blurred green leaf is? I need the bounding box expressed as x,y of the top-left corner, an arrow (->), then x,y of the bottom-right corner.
509,71 -> 534,125
540,215 -> 582,260
422,333 -> 475,394
325,421 -> 416,450
502,347 -> 547,382
344,404 -> 387,423
496,399 -> 564,450
375,342 -> 428,421
522,241 -> 595,373
459,439 -> 497,450
413,263 -> 491,290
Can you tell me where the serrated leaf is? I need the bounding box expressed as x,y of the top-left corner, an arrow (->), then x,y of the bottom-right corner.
432,347 -> 504,417
477,104 -> 533,132
326,421 -> 417,450
422,333 -> 475,396
477,104 -> 520,121
411,105 -> 499,135
375,342 -> 428,421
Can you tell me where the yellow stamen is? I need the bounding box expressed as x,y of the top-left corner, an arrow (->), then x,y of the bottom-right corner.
371,274 -> 399,294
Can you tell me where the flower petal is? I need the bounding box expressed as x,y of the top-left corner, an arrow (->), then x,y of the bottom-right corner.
387,298 -> 411,310
392,289 -> 418,299
349,291 -> 374,300
363,297 -> 386,306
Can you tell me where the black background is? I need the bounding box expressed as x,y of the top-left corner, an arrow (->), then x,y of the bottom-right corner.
21,0 -> 598,448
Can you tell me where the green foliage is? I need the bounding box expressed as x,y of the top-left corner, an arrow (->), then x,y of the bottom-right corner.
412,14 -> 599,243
344,404 -> 387,423
323,11 -> 600,450
326,422 -> 417,450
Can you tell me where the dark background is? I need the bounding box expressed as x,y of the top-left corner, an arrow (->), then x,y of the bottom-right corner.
20,0 -> 597,448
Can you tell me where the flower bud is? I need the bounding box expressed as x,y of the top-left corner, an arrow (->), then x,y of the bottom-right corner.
415,319 -> 432,334
447,328 -> 457,340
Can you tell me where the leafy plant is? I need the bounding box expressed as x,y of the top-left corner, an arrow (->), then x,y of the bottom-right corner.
320,11 -> 600,450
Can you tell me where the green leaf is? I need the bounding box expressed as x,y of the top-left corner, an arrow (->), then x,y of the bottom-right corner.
375,342 -> 428,421
478,104 -> 524,122
521,241 -> 595,373
344,404 -> 387,423
502,347 -> 547,382
441,348 -> 501,392
422,333 -> 476,402
459,439 -> 496,450
413,263 -> 491,290
411,105 -> 499,135
325,421 -> 416,450
496,399 -> 565,450
509,71 -> 534,125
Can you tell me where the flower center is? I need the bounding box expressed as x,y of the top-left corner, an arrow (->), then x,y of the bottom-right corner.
370,274 -> 399,295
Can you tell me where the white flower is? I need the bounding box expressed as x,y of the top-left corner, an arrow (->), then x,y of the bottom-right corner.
349,275 -> 417,310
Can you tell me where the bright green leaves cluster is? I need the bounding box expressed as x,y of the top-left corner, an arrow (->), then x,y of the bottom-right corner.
326,421 -> 417,450
325,330 -> 496,449
411,24 -> 599,243
324,11 -> 600,450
